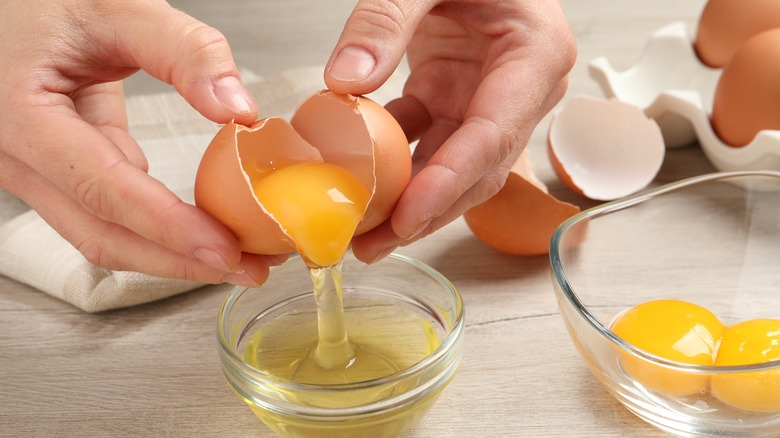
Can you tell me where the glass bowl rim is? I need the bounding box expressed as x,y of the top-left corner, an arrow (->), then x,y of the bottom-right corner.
550,169 -> 780,374
216,251 -> 465,391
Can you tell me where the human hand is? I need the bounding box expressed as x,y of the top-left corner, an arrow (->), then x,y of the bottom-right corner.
324,0 -> 576,262
0,0 -> 283,287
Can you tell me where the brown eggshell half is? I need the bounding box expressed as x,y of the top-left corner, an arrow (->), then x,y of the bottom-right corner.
464,150 -> 580,256
194,118 -> 323,255
291,91 -> 411,234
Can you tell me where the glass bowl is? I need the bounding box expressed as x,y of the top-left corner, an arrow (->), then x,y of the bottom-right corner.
217,251 -> 464,438
550,170 -> 780,437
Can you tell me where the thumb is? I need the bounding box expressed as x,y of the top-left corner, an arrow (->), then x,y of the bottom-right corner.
325,0 -> 429,95
114,2 -> 258,125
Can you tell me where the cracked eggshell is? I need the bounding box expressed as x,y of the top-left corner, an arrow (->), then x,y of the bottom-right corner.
290,91 -> 411,234
548,96 -> 665,201
464,150 -> 580,256
194,90 -> 412,256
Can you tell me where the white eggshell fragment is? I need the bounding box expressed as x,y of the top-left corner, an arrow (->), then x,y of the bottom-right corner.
548,96 -> 665,201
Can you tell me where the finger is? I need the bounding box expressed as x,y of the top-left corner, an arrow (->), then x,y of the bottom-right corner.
386,77 -> 570,252
383,95 -> 432,144
352,118 -> 511,264
351,219 -> 399,264
395,117 -> 514,237
324,0 -> 431,95
0,150 -> 269,286
105,2 -> 257,125
73,81 -> 149,171
7,98 -> 244,274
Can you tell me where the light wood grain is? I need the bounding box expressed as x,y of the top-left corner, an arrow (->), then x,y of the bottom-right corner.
1,1 -> 713,436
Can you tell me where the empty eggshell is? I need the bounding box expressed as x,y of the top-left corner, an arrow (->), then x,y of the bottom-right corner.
194,90 -> 412,257
464,149 -> 580,256
548,96 -> 665,201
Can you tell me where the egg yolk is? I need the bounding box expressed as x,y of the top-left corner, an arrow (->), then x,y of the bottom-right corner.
610,299 -> 725,396
711,318 -> 780,413
251,162 -> 370,267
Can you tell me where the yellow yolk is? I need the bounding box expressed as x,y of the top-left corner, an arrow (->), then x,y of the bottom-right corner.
711,319 -> 780,413
610,299 -> 725,396
251,162 -> 370,267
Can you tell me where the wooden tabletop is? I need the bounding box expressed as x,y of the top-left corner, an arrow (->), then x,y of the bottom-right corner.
1,1 -> 713,436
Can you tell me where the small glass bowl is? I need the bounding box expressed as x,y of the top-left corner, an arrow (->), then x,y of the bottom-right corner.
217,251 -> 464,438
550,170 -> 780,437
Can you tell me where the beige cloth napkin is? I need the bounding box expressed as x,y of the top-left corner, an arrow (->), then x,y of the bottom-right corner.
0,66 -> 406,312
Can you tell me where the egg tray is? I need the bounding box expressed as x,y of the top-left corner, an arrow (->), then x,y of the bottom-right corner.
588,21 -> 780,172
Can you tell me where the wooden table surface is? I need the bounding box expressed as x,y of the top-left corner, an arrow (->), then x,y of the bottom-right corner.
1,1 -> 715,436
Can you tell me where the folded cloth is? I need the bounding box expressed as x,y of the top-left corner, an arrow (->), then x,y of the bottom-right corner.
0,66 -> 406,313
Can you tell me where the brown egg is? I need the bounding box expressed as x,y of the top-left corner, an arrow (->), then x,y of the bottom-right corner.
194,90 -> 411,256
711,29 -> 780,147
464,150 -> 580,256
695,0 -> 780,67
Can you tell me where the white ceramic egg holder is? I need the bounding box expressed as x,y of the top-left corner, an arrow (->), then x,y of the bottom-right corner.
589,21 -> 780,172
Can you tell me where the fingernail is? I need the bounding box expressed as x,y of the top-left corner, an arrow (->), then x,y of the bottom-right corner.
194,248 -> 230,272
368,245 -> 397,265
213,76 -> 254,114
222,269 -> 261,288
328,45 -> 376,82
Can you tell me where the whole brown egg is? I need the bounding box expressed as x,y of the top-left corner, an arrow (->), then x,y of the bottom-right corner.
695,0 -> 780,67
711,28 -> 780,147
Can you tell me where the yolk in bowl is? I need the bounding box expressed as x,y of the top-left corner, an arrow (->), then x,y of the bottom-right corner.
711,318 -> 780,413
610,299 -> 725,396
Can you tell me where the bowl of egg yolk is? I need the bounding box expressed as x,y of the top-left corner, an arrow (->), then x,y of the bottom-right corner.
550,170 -> 780,437
217,251 -> 464,438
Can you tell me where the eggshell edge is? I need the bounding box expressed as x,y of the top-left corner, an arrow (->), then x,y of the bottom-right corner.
290,91 -> 411,234
464,151 -> 580,256
548,96 -> 665,201
195,120 -> 308,255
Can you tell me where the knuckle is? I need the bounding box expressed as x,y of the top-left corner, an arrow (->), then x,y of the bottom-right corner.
555,27 -> 578,78
180,24 -> 230,64
479,167 -> 510,201
149,205 -> 178,248
169,24 -> 233,87
349,0 -> 407,37
472,116 -> 518,168
74,173 -> 113,220
181,263 -> 205,283
77,234 -> 115,270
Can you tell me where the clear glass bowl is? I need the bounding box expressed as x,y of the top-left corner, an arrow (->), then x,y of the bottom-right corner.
550,170 -> 780,437
217,251 -> 464,438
